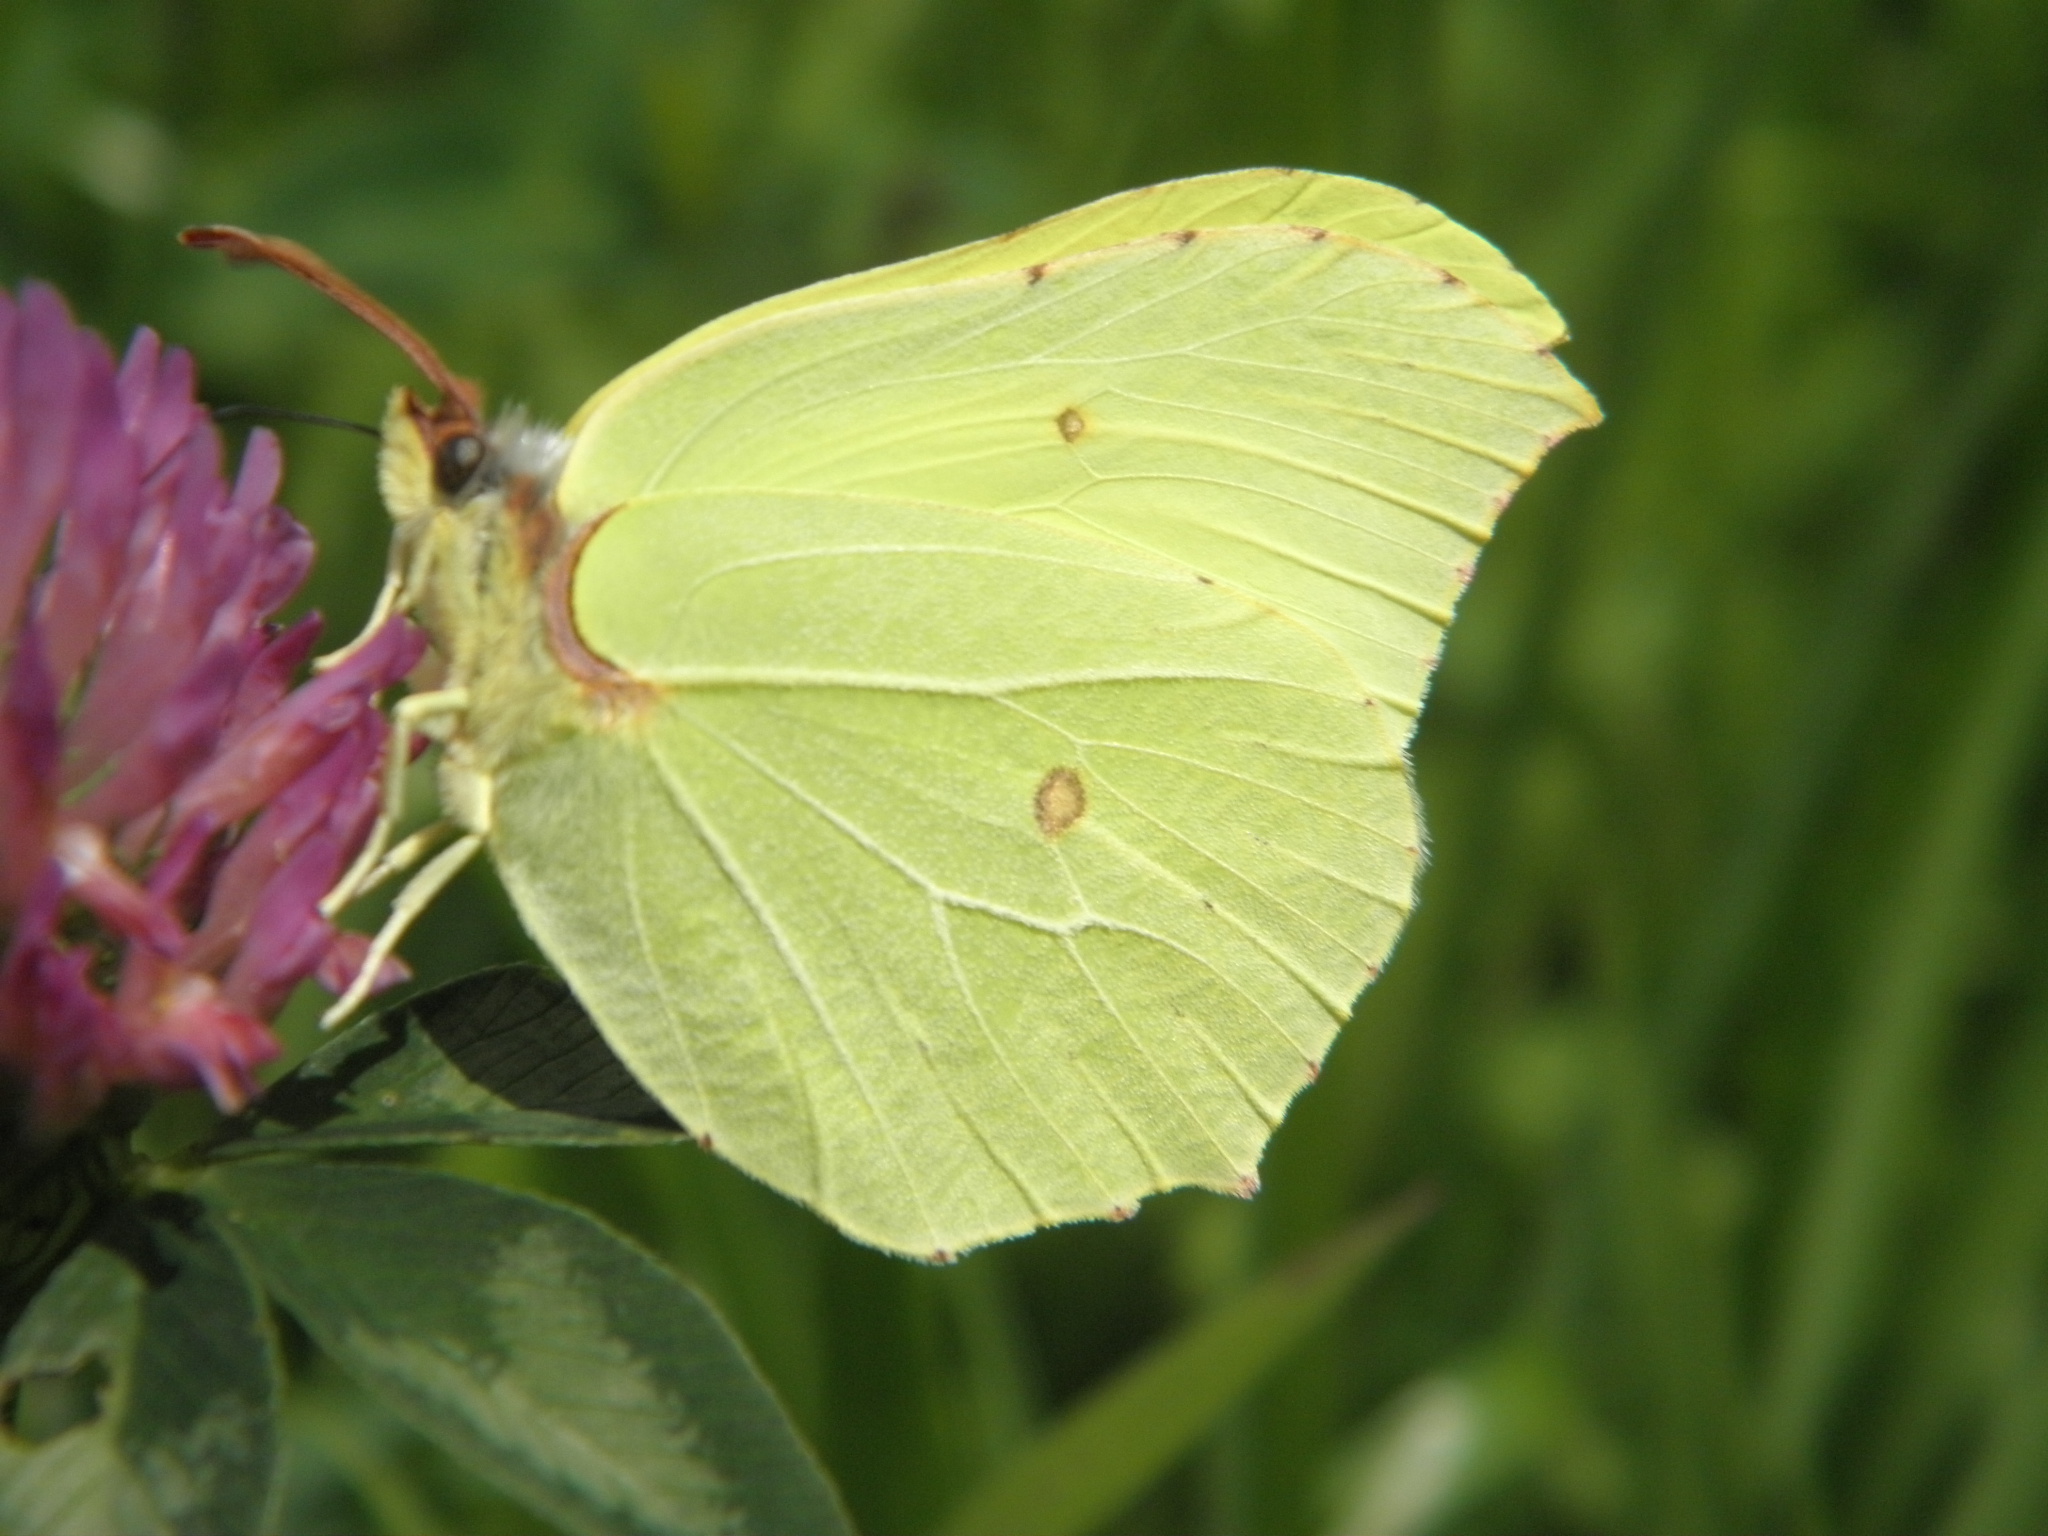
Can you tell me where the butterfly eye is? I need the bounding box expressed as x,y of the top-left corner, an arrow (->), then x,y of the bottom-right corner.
434,433 -> 486,496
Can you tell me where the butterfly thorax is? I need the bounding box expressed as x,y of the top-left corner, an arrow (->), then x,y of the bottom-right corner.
378,391 -> 635,797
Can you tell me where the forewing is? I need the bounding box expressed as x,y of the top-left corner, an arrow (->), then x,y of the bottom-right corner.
558,226 -> 1597,744
493,491 -> 1417,1258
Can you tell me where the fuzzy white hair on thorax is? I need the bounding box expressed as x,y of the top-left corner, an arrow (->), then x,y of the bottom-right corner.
484,406 -> 570,495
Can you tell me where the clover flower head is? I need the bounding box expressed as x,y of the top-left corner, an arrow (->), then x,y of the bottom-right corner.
0,282 -> 424,1130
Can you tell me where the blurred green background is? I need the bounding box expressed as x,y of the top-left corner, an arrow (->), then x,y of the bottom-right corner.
7,1 -> 2048,1531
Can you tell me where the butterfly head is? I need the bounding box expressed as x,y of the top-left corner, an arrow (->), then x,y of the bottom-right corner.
378,387 -> 569,524
377,384 -> 480,524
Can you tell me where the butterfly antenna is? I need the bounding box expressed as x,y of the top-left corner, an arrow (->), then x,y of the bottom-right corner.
211,403 -> 380,437
180,225 -> 483,422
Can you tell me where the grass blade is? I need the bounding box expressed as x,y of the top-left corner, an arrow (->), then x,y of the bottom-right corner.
1763,467 -> 2048,1481
941,1191 -> 1428,1536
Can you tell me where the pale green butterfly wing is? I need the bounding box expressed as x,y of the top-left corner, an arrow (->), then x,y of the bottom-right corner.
492,491 -> 1416,1258
503,224 -> 1595,1257
567,169 -> 1564,438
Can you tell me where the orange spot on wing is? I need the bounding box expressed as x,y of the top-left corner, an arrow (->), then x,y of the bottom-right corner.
1034,767 -> 1087,839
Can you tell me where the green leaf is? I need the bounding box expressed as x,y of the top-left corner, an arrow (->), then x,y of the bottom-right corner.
0,1122 -> 133,1340
198,966 -> 687,1159
200,1161 -> 850,1536
0,1196 -> 280,1536
941,1192 -> 1429,1536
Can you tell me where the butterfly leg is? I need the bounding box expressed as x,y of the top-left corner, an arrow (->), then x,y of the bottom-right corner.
346,819 -> 457,903
319,830 -> 485,1027
319,686 -> 471,919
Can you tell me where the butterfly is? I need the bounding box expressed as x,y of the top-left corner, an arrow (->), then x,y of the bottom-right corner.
186,169 -> 1597,1260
